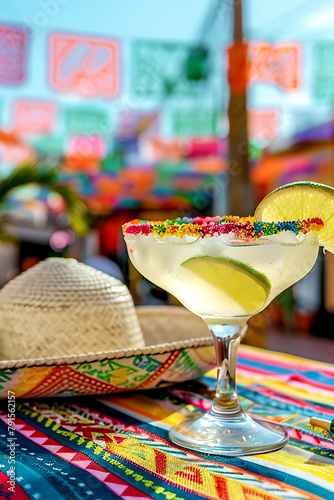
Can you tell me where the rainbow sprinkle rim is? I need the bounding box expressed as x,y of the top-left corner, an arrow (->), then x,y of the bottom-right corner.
123,216 -> 324,240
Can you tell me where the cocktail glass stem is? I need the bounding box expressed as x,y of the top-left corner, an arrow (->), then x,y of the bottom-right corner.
209,324 -> 242,416
169,321 -> 288,456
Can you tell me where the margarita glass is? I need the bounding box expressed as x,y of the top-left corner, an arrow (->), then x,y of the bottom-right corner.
123,213 -> 323,456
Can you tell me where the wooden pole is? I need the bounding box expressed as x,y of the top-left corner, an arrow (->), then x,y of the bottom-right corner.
227,0 -> 254,216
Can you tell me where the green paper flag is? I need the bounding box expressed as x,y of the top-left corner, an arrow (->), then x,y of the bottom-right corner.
131,40 -> 203,99
65,108 -> 112,136
171,108 -> 219,137
313,42 -> 334,103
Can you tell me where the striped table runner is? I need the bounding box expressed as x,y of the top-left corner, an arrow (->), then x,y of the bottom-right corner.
0,345 -> 333,500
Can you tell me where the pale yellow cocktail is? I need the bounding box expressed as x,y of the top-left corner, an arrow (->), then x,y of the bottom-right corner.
123,182 -> 334,456
124,220 -> 320,326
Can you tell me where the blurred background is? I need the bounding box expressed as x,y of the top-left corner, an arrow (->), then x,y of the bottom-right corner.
0,0 -> 334,356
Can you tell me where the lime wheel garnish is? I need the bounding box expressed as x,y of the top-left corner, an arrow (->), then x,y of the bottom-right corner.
254,181 -> 334,253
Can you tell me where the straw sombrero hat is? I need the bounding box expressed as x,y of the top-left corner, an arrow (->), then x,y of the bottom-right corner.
0,258 -> 215,399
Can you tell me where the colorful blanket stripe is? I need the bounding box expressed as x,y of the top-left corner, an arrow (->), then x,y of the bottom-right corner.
0,345 -> 334,500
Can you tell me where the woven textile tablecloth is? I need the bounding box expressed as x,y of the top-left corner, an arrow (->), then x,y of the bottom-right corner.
0,345 -> 333,500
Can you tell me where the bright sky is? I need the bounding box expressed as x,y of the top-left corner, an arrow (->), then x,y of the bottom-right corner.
1,0 -> 210,41
2,0 -> 333,52
0,0 -> 214,117
1,0 -> 334,136
244,0 -> 334,39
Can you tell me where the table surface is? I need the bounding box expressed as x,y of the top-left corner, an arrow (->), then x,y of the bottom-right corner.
0,345 -> 333,500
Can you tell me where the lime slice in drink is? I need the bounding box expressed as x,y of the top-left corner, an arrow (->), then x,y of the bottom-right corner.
254,181 -> 334,253
181,256 -> 271,315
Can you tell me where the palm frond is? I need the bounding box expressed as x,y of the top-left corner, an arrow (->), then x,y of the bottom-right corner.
0,164 -> 91,238
0,164 -> 59,204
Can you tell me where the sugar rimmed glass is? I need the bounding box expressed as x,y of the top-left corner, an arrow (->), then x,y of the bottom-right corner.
123,217 -> 320,456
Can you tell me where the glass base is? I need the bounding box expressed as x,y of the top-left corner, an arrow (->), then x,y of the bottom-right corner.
169,411 -> 288,456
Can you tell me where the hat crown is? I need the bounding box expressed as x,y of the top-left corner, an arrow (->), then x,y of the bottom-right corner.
0,258 -> 128,306
0,258 -> 144,359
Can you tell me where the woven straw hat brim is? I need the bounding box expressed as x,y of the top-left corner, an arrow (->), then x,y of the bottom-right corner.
0,306 -> 213,369
0,306 -> 218,399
